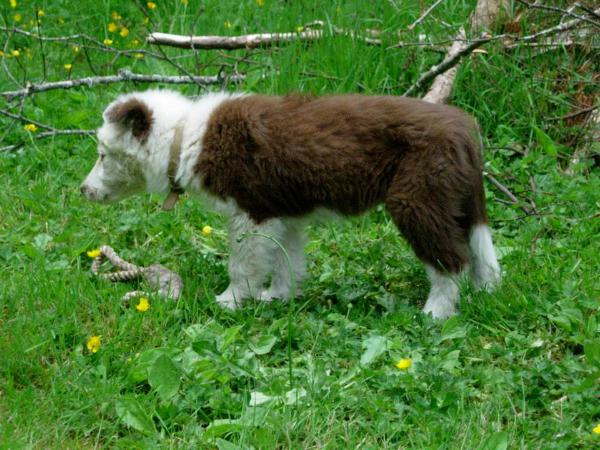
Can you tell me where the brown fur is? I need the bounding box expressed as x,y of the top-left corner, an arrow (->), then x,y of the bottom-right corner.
104,98 -> 153,140
195,95 -> 487,273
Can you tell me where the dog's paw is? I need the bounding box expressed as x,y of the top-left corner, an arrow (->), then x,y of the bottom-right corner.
422,300 -> 457,320
215,289 -> 243,310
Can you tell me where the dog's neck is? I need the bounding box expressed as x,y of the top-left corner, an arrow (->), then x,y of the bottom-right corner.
162,123 -> 185,211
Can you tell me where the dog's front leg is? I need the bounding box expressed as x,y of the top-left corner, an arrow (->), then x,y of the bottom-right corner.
216,212 -> 284,309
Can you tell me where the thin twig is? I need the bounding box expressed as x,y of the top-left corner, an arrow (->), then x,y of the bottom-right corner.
515,0 -> 600,29
547,104 -> 599,122
485,173 -> 533,215
0,69 -> 244,101
0,108 -> 95,138
408,0 -> 446,31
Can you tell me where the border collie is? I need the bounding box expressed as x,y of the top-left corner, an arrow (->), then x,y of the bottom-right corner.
80,90 -> 501,318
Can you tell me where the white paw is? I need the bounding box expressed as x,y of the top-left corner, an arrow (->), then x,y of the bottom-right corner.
258,287 -> 290,303
472,264 -> 502,292
215,289 -> 243,310
423,299 -> 457,320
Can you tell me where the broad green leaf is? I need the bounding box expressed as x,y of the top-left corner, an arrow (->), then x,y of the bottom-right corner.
360,335 -> 388,366
249,335 -> 277,355
148,354 -> 181,402
439,316 -> 467,342
216,438 -> 248,450
115,398 -> 156,434
479,430 -> 509,450
204,419 -> 243,439
533,126 -> 557,157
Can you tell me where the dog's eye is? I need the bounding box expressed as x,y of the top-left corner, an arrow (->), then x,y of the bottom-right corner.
99,154 -> 106,162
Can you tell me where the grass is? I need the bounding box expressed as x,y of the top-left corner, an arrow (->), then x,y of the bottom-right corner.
1,0 -> 599,448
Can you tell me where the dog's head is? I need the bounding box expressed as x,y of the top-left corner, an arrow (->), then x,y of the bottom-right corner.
80,96 -> 155,203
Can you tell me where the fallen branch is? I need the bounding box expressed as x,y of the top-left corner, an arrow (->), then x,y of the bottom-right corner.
0,107 -> 94,138
515,0 -> 600,29
1,69 -> 244,101
147,29 -> 325,50
404,33 -> 489,97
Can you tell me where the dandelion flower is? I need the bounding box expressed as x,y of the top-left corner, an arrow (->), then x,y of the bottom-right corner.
202,225 -> 213,236
133,53 -> 144,59
72,45 -> 80,53
24,123 -> 38,132
86,335 -> 101,353
256,0 -> 265,6
107,22 -> 118,32
111,11 -> 122,21
37,9 -> 44,17
64,63 -> 72,70
10,0 -> 17,8
11,49 -> 20,57
147,1 -> 157,9
395,358 -> 412,370
119,27 -> 129,38
132,38 -> 140,46
103,38 -> 113,46
224,20 -> 232,29
136,297 -> 150,312
86,248 -> 101,258
13,13 -> 22,22
594,424 -> 600,435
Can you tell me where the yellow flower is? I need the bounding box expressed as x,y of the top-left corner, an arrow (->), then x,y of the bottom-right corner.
103,38 -> 113,46
107,22 -> 118,32
119,27 -> 129,37
136,297 -> 150,312
132,38 -> 140,46
224,20 -> 232,29
256,0 -> 265,5
24,123 -> 38,132
72,45 -> 80,53
86,335 -> 101,353
11,49 -> 20,57
147,1 -> 156,9
10,0 -> 16,8
111,11 -> 122,21
86,248 -> 101,258
594,424 -> 600,435
395,358 -> 412,370
13,13 -> 22,22
202,225 -> 213,236
0,51 -> 4,57
133,53 -> 144,59
64,63 -> 72,70
37,9 -> 44,17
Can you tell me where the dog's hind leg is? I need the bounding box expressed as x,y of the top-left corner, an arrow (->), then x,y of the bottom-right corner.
216,212 -> 285,309
385,169 -> 471,319
259,218 -> 308,302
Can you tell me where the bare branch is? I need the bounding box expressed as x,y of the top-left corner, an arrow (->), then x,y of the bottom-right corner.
408,0 -> 446,31
0,69 -> 245,101
404,33 -> 490,97
147,29 -> 325,50
485,173 -> 533,215
0,107 -> 95,140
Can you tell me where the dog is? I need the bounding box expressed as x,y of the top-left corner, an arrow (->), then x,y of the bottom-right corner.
80,89 -> 501,319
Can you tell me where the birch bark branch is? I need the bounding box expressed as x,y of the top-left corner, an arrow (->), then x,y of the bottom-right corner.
1,69 -> 244,101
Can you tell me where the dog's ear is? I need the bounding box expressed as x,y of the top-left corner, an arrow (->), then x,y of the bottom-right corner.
104,98 -> 153,140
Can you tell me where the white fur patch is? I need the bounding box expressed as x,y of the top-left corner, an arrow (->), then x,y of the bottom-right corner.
469,224 -> 501,291
423,265 -> 461,319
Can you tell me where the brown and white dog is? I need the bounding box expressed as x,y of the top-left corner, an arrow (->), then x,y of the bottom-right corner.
80,90 -> 501,319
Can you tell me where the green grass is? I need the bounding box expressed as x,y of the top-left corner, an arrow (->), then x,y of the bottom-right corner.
1,0 -> 599,448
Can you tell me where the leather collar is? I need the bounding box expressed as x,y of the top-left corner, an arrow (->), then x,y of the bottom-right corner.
162,124 -> 184,211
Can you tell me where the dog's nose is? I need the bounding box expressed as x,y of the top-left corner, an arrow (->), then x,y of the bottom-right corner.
80,184 -> 89,196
